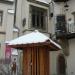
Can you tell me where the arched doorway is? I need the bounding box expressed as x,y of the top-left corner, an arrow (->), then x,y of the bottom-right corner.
57,53 -> 67,75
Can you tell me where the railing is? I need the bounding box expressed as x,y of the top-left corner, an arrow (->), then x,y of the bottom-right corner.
66,23 -> 75,34
56,23 -> 75,39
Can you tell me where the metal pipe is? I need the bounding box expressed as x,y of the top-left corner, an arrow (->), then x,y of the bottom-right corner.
13,0 -> 20,37
14,0 -> 17,27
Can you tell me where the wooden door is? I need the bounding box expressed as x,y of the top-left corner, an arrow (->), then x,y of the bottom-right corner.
23,47 -> 49,75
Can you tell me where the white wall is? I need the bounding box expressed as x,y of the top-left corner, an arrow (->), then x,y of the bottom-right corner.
66,39 -> 75,75
50,51 -> 59,75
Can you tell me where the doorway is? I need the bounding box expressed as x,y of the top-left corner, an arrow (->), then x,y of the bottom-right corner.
57,53 -> 66,75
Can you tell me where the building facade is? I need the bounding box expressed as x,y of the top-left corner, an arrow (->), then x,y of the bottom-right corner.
51,0 -> 75,75
2,0 -> 75,75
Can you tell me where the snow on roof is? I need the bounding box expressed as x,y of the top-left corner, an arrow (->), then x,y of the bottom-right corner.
8,30 -> 61,49
36,0 -> 49,4
8,30 -> 49,45
49,39 -> 61,49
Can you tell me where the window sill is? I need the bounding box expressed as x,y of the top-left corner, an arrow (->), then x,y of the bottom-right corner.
23,28 -> 48,33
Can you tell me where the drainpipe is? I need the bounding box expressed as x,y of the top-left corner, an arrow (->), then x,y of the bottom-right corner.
14,0 -> 20,37
72,12 -> 75,32
72,12 -> 75,25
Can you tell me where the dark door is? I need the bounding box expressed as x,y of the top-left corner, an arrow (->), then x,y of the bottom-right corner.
57,53 -> 66,75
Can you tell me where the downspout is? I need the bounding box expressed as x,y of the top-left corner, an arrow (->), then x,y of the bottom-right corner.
13,0 -> 17,27
14,0 -> 19,37
72,12 -> 75,25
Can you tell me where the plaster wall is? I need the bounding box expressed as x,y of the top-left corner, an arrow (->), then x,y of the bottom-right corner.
66,39 -> 75,75
50,51 -> 59,75
0,2 -> 14,59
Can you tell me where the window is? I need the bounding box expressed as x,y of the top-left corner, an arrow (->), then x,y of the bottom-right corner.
30,6 -> 48,31
0,11 -> 3,25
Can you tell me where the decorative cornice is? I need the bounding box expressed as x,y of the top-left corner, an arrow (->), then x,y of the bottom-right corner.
27,0 -> 49,7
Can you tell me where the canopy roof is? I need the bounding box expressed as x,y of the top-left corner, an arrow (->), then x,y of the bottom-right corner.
8,30 -> 61,50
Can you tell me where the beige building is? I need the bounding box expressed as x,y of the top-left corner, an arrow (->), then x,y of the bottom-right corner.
2,0 -> 75,75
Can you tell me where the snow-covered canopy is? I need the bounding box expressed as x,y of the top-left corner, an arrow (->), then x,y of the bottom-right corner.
8,30 -> 61,50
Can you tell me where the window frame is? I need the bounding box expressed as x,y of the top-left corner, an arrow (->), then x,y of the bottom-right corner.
29,5 -> 48,31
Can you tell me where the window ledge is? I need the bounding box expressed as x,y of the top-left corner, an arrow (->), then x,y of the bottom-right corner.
23,28 -> 48,33
27,0 -> 49,7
